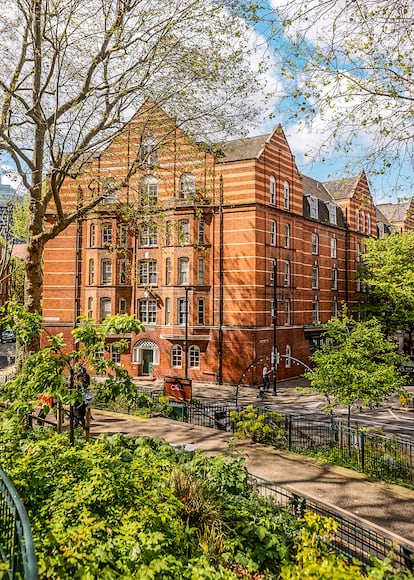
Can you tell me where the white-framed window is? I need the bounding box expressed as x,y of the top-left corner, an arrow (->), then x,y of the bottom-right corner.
119,259 -> 127,285
284,261 -> 290,287
178,257 -> 190,285
270,220 -> 276,246
102,223 -> 112,245
89,223 -> 95,247
178,220 -> 190,245
309,196 -> 318,219
284,299 -> 291,325
312,266 -> 319,290
312,300 -> 319,324
100,297 -> 111,322
94,348 -> 105,360
331,266 -> 338,290
367,212 -> 371,235
119,298 -> 127,314
118,224 -> 127,247
270,258 -> 276,284
178,297 -> 187,325
283,181 -> 290,209
332,298 -> 338,318
139,299 -> 156,323
198,298 -> 205,325
140,176 -> 158,206
198,218 -> 205,244
139,137 -> 158,167
139,223 -> 157,247
179,173 -> 196,198
197,257 -> 205,285
110,344 -> 121,365
139,260 -> 157,286
101,260 -> 112,285
361,210 -> 365,233
189,345 -> 200,369
270,175 -> 276,205
355,208 -> 360,231
328,203 -> 337,225
331,237 -> 337,258
165,257 -> 172,285
89,259 -> 95,285
285,344 -> 292,368
356,243 -> 361,262
284,223 -> 290,248
311,233 -> 318,255
165,221 -> 172,246
171,345 -> 182,368
87,296 -> 93,319
165,297 -> 171,325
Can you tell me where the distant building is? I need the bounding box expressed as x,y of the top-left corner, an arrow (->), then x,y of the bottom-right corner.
41,104 -> 414,385
377,199 -> 414,232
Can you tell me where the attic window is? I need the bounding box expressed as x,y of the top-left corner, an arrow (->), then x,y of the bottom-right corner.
328,203 -> 337,225
309,196 -> 318,219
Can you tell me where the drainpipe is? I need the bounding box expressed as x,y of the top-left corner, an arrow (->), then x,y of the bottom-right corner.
217,175 -> 224,385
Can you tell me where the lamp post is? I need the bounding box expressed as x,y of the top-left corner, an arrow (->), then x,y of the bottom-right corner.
272,260 -> 277,396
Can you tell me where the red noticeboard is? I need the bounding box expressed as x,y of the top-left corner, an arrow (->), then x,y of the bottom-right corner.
164,377 -> 192,403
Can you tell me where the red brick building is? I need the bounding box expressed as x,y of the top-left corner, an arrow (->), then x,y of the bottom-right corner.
41,106 -> 398,386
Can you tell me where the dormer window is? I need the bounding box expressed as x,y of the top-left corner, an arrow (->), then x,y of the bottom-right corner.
310,196 -> 318,219
328,203 -> 337,225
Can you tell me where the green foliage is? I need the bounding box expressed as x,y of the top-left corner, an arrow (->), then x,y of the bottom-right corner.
359,232 -> 414,335
304,306 -> 408,417
231,405 -> 287,444
0,300 -> 43,345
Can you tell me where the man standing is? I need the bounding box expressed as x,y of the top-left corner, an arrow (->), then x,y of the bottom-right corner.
262,365 -> 270,391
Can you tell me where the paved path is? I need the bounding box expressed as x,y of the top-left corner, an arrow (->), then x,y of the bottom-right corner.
90,409 -> 414,546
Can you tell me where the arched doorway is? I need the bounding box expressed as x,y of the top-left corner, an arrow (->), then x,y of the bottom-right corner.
132,338 -> 160,377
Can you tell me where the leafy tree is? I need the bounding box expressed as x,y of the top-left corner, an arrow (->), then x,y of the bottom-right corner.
1,309 -> 144,442
0,0 -> 265,355
358,231 -> 414,351
304,307 -> 407,423
272,0 -> 413,189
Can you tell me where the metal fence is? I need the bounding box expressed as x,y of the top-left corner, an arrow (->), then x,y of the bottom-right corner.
251,475 -> 414,572
0,467 -> 38,580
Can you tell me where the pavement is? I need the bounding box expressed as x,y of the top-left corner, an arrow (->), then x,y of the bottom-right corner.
87,376 -> 414,546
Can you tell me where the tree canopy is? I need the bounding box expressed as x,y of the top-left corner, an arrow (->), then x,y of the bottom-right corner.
0,0 -> 267,353
304,307 -> 407,418
271,0 -> 414,189
359,231 -> 414,340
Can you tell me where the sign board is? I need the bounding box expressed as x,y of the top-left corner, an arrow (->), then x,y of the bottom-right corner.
164,376 -> 192,403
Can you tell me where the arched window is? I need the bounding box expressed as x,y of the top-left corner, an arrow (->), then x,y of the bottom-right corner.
283,181 -> 290,209
197,257 -> 205,285
171,345 -> 182,368
355,208 -> 360,231
198,218 -> 205,244
284,299 -> 291,325
100,297 -> 111,322
165,257 -> 172,285
360,210 -> 365,233
367,212 -> 371,235
284,261 -> 290,287
178,219 -> 190,244
165,297 -> 171,325
119,298 -> 127,315
88,259 -> 95,285
189,345 -> 200,369
139,137 -> 158,167
140,176 -> 158,206
179,173 -> 196,198
269,175 -> 276,205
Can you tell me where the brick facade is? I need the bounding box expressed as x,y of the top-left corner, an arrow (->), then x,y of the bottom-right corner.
41,105 -> 406,386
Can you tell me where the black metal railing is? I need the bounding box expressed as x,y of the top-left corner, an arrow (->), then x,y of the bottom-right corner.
250,475 -> 414,572
0,467 -> 38,580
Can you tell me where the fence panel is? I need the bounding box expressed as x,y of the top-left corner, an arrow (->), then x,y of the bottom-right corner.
251,475 -> 414,572
0,467 -> 38,580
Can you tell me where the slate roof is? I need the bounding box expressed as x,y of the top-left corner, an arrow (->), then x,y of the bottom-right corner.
323,176 -> 360,199
302,175 -> 334,203
217,134 -> 270,163
375,206 -> 392,225
376,202 -> 409,223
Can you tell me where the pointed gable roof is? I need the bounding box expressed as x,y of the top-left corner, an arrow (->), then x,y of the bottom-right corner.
376,202 -> 410,223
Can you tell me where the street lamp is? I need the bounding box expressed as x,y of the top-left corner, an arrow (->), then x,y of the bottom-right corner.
272,260 -> 278,396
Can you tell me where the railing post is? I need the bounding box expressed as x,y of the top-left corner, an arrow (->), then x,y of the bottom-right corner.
361,430 -> 365,473
288,415 -> 292,451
